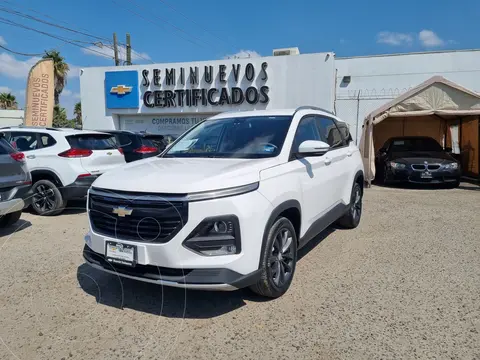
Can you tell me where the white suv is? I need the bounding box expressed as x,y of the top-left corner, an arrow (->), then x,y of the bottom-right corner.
1,127 -> 125,215
83,107 -> 364,298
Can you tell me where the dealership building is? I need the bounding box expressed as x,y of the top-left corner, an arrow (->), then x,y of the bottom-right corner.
80,48 -> 480,179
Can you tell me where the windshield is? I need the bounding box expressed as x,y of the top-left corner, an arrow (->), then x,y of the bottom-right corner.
390,138 -> 443,152
164,116 -> 293,158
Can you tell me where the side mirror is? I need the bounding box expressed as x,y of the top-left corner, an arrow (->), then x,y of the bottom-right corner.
379,147 -> 387,154
297,140 -> 330,157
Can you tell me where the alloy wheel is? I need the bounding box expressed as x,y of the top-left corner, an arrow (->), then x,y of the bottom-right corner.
351,186 -> 362,220
33,184 -> 57,213
269,228 -> 295,287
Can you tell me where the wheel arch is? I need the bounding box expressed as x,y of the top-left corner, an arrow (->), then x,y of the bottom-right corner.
259,200 -> 301,268
30,169 -> 64,187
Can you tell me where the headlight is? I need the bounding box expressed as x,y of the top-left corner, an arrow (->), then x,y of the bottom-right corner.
444,162 -> 459,170
389,161 -> 406,169
183,215 -> 241,256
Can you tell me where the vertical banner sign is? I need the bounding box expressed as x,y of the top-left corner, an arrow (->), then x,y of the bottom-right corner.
24,58 -> 54,127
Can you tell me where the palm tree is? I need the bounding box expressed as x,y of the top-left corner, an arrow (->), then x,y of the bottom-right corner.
42,50 -> 70,105
0,92 -> 18,109
74,101 -> 82,128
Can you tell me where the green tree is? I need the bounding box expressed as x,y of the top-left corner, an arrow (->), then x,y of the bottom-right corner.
0,92 -> 18,109
52,105 -> 74,128
74,101 -> 82,128
42,50 -> 70,105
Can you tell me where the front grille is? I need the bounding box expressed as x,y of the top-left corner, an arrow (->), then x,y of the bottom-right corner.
88,188 -> 188,243
411,164 -> 441,171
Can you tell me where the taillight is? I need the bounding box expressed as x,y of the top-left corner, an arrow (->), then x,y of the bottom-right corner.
133,145 -> 158,154
77,173 -> 91,179
117,147 -> 124,155
58,148 -> 93,158
10,152 -> 25,162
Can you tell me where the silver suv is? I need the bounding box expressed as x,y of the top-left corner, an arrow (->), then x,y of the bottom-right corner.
0,133 -> 32,228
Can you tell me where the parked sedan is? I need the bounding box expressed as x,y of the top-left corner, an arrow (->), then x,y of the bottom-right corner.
103,130 -> 169,163
375,136 -> 461,187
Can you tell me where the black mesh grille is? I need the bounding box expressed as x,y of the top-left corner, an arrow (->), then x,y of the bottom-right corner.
88,189 -> 188,243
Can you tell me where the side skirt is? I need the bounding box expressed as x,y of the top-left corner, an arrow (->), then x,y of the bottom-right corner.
298,203 -> 348,249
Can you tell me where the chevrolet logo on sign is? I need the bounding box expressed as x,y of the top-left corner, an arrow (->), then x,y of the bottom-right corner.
110,85 -> 132,95
112,206 -> 133,217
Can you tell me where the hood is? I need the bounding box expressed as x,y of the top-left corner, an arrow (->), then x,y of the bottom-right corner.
390,151 -> 456,163
92,156 -> 281,193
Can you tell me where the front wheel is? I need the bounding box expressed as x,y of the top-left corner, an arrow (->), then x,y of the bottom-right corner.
31,179 -> 66,216
250,217 -> 298,298
337,182 -> 363,229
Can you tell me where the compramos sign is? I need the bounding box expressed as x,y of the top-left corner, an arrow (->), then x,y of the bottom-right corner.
141,62 -> 269,108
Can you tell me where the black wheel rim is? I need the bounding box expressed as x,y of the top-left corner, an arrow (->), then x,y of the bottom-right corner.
351,187 -> 362,220
269,228 -> 294,287
32,184 -> 56,213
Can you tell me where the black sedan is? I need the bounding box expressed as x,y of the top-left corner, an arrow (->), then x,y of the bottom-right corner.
375,136 -> 461,187
102,130 -> 171,163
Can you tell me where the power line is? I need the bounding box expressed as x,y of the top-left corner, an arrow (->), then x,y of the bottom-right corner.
112,0 -> 206,49
0,44 -> 43,56
0,17 -> 114,59
155,0 -> 231,45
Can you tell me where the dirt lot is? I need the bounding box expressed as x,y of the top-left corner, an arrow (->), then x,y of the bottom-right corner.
0,184 -> 479,360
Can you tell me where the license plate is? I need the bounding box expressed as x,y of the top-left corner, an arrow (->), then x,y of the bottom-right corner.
421,172 -> 432,179
105,241 -> 136,267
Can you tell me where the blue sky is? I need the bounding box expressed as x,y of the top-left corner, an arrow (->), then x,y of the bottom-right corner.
0,0 -> 479,117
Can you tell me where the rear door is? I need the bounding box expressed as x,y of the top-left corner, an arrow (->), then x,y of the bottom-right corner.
66,133 -> 125,175
3,131 -> 40,170
0,137 -> 29,190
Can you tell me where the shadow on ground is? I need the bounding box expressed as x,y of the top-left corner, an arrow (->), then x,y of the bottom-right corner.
77,226 -> 337,319
0,219 -> 32,238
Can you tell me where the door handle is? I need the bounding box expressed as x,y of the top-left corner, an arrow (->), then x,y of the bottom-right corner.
324,157 -> 332,165
346,151 -> 352,157
26,155 -> 36,159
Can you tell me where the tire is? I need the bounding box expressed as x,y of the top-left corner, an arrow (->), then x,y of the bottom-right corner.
0,210 -> 22,228
337,182 -> 363,229
250,217 -> 298,298
31,179 -> 66,216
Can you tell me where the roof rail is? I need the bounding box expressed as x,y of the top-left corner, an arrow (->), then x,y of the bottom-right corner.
0,125 -> 59,131
294,106 -> 336,116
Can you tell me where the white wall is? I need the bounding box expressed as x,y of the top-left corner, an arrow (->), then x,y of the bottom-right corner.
80,53 -> 336,131
0,109 -> 24,127
336,50 -> 480,143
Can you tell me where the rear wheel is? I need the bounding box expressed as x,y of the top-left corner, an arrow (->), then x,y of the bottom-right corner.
31,179 -> 66,216
0,210 -> 22,228
337,182 -> 363,229
250,217 -> 297,298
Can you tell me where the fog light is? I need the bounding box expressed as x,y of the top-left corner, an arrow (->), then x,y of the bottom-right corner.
183,216 -> 241,256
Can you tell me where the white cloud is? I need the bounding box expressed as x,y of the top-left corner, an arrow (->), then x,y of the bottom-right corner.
0,36 -> 6,46
419,30 -> 445,48
0,53 -> 80,79
61,89 -> 81,99
224,50 -> 261,59
376,31 -> 413,46
0,86 -> 12,93
81,44 -> 151,62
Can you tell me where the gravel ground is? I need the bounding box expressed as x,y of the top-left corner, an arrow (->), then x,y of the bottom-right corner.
0,183 -> 479,360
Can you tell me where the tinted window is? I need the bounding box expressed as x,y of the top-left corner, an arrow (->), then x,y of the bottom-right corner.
292,116 -> 320,153
317,117 -> 344,148
7,132 -> 38,151
40,134 -> 57,148
114,134 -> 134,148
165,116 -> 293,159
389,138 -> 443,152
143,135 -> 165,149
0,137 -> 14,154
67,134 -> 116,150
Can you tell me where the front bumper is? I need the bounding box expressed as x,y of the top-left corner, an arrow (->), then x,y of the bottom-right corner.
84,188 -> 272,289
386,168 -> 461,184
61,175 -> 99,200
83,245 -> 262,290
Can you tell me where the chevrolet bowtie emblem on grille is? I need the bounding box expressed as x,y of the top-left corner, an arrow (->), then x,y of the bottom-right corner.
112,206 -> 133,217
110,85 -> 132,95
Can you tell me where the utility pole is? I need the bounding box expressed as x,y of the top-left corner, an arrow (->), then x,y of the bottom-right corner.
126,33 -> 132,66
113,33 -> 120,66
